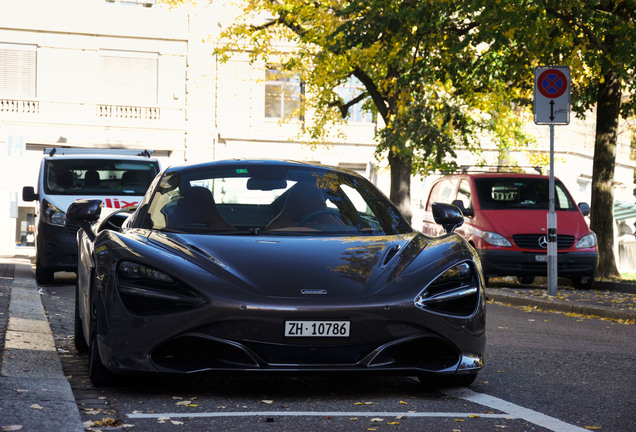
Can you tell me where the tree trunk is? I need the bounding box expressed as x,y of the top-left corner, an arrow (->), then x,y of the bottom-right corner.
388,149 -> 413,224
589,67 -> 622,279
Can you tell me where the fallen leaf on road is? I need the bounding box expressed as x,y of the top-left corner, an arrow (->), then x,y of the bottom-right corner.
261,400 -> 274,404
175,400 -> 192,406
399,400 -> 408,405
171,420 -> 184,425
370,418 -> 383,422
92,418 -> 120,427
30,404 -> 43,410
584,427 -> 602,430
1,426 -> 23,431
387,421 -> 400,425
354,401 -> 373,405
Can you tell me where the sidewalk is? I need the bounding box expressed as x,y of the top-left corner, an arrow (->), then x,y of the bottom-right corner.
0,251 -> 634,431
0,252 -> 84,432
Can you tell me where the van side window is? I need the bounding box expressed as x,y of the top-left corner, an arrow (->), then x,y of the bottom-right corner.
456,180 -> 472,213
426,179 -> 457,210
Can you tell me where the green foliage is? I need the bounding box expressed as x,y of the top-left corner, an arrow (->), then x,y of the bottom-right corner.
209,0 -> 534,175
468,0 -> 635,119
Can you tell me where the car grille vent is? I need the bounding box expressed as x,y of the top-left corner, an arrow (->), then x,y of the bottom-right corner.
513,234 -> 575,250
381,245 -> 401,268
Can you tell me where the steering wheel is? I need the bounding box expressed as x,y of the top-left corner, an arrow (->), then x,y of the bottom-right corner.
297,209 -> 352,227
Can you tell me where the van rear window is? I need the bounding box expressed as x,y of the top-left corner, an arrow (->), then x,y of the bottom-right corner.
474,178 -> 576,211
44,159 -> 159,196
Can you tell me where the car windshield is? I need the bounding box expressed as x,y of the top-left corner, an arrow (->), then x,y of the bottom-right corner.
474,177 -> 576,211
139,164 -> 411,236
44,159 -> 159,196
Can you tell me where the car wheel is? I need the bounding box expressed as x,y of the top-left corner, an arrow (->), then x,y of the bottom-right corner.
518,275 -> 535,285
418,372 -> 478,388
73,283 -> 88,353
571,276 -> 594,290
88,333 -> 115,387
35,256 -> 55,285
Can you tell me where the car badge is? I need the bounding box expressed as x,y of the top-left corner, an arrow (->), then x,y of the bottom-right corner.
301,289 -> 328,295
538,235 -> 548,249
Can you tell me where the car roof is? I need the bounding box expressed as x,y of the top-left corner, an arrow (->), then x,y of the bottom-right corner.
439,172 -> 551,180
163,159 -> 360,176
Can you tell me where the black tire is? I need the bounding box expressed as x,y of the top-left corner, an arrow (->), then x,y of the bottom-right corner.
88,333 -> 115,387
35,256 -> 55,285
571,276 -> 594,290
419,372 -> 478,388
518,275 -> 535,285
73,283 -> 88,353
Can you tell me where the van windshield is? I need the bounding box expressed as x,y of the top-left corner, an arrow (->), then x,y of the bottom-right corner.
474,178 -> 576,211
44,159 -> 159,196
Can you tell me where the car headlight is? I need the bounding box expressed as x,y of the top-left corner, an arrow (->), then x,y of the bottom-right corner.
575,232 -> 597,249
42,200 -> 66,227
118,261 -> 174,284
415,261 -> 480,316
481,231 -> 511,247
116,260 -> 206,315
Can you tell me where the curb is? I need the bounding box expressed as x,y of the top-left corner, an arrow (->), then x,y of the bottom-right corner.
486,291 -> 636,321
0,259 -> 84,432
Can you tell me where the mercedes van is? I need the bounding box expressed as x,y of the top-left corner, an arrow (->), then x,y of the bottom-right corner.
22,148 -> 161,283
420,172 -> 598,288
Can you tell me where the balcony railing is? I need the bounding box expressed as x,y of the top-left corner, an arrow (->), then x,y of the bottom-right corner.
0,99 -> 39,114
97,104 -> 160,120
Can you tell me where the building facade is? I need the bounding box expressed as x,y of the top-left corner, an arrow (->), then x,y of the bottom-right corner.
1,0 -> 634,270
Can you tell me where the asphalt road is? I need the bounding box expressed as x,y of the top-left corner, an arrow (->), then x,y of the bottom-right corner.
40,274 -> 635,432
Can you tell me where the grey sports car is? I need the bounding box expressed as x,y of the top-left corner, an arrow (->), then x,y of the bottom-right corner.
67,159 -> 486,387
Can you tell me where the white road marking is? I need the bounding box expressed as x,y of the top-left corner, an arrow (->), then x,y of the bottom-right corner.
127,388 -> 589,431
128,411 -> 511,419
443,387 -> 589,432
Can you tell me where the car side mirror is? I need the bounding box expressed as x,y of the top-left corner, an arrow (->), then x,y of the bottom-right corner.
578,202 -> 590,217
432,202 -> 464,234
22,186 -> 38,202
66,199 -> 102,241
451,199 -> 473,217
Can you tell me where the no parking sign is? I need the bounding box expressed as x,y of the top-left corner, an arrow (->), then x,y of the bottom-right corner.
534,66 -> 570,125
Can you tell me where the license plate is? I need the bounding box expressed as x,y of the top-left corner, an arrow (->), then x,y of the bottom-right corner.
535,254 -> 548,262
284,321 -> 350,337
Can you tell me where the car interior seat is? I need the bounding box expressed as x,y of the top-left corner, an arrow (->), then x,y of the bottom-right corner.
169,185 -> 236,231
266,183 -> 332,230
84,169 -> 100,188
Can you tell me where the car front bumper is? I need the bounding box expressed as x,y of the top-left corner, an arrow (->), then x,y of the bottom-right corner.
478,249 -> 598,278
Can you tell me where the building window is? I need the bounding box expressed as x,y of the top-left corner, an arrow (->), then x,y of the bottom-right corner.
336,76 -> 374,123
264,68 -> 301,119
100,49 -> 158,105
0,43 -> 37,99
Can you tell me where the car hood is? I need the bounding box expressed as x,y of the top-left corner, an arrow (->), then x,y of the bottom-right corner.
149,232 -> 431,298
477,209 -> 590,238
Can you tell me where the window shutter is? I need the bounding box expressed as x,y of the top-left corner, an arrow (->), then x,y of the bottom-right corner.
0,43 -> 37,99
99,50 -> 158,105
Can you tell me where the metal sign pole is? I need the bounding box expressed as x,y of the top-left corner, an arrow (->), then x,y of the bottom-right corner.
547,124 -> 558,296
534,65 -> 570,297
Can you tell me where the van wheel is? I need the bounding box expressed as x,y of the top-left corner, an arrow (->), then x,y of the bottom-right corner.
35,257 -> 55,284
572,276 -> 594,290
518,275 -> 535,285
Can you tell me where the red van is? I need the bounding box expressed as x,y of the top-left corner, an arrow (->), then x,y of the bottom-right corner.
420,172 -> 598,288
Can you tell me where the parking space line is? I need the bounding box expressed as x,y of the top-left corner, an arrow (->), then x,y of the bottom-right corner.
128,411 -> 512,419
443,388 -> 588,432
